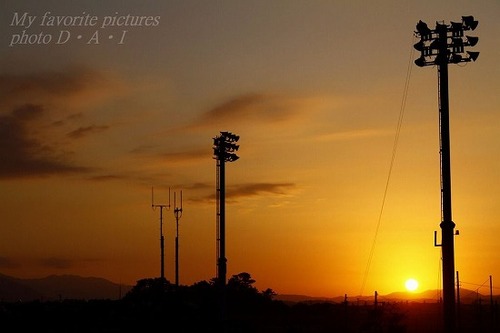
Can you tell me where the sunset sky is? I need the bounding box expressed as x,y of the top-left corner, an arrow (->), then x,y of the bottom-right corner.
1,0 -> 499,298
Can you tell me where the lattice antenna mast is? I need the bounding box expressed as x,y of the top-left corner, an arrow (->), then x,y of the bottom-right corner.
173,190 -> 183,286
151,186 -> 171,281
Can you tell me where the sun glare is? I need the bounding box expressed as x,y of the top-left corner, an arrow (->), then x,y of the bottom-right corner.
405,278 -> 419,292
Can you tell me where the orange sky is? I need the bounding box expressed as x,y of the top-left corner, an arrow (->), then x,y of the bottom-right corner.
1,0 -> 499,298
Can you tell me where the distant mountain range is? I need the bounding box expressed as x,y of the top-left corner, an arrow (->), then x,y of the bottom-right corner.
0,273 -> 132,302
275,288 -> 500,305
1,273 -> 498,305
274,292 -> 437,304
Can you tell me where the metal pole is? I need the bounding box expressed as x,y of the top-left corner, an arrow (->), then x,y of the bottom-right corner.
160,207 -> 165,280
216,152 -> 228,329
175,217 -> 179,286
414,16 -> 479,333
437,24 -> 456,333
152,187 -> 170,282
218,158 -> 227,286
213,132 -> 238,328
173,190 -> 182,287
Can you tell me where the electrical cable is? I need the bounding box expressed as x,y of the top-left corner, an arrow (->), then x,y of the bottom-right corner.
359,34 -> 416,296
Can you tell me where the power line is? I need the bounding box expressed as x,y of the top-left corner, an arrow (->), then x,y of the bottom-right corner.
359,34 -> 416,296
461,279 -> 500,290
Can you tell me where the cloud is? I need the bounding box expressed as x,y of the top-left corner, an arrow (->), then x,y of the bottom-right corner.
133,146 -> 210,165
227,182 -> 296,198
0,66 -> 124,110
192,182 -> 296,204
0,104 -> 88,179
314,128 -> 393,142
85,174 -> 129,182
67,125 -> 110,139
201,93 -> 281,122
0,67 -> 130,179
184,182 -> 212,190
160,149 -> 210,163
184,93 -> 333,131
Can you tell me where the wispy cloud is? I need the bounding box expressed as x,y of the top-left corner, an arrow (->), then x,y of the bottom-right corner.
160,149 -> 210,164
192,182 -> 297,204
0,67 -> 130,179
67,125 -> 109,139
227,182 -> 296,198
0,66 -> 124,110
184,182 -> 212,191
85,174 -> 129,182
314,128 -> 393,142
133,146 -> 210,165
201,93 -> 288,123
0,104 -> 89,179
184,93 -> 334,131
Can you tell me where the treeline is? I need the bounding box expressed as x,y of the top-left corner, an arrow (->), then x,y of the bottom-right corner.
0,271 -> 385,332
0,272 -> 289,332
3,271 -> 496,332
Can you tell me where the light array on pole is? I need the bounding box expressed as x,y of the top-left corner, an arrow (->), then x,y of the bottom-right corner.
414,15 -> 479,67
213,131 -> 240,162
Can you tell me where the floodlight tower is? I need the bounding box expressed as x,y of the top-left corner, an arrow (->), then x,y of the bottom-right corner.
173,190 -> 183,287
413,16 -> 479,333
151,187 -> 171,281
213,131 -> 240,287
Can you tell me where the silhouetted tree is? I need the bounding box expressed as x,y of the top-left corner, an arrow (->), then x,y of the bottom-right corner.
123,277 -> 174,303
227,272 -> 257,293
261,288 -> 277,300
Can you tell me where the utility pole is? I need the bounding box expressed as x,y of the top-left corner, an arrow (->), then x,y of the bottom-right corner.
151,187 -> 171,281
413,16 -> 479,333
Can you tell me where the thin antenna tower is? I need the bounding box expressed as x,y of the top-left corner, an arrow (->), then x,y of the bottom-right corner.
151,186 -> 171,281
173,190 -> 183,286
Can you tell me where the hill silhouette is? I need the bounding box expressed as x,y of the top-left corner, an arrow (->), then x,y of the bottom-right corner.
1,272 -> 499,332
2,273 -> 498,304
0,273 -> 131,302
275,289 -> 500,305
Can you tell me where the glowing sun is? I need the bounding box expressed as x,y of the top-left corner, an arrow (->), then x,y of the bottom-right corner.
405,278 -> 419,292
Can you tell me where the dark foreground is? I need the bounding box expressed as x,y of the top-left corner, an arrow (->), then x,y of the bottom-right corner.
1,275 -> 498,332
2,298 -> 498,332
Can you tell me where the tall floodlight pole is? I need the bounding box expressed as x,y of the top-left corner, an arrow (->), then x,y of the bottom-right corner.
152,187 -> 171,281
213,131 -> 239,286
413,16 -> 479,333
213,131 -> 239,325
173,190 -> 183,287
